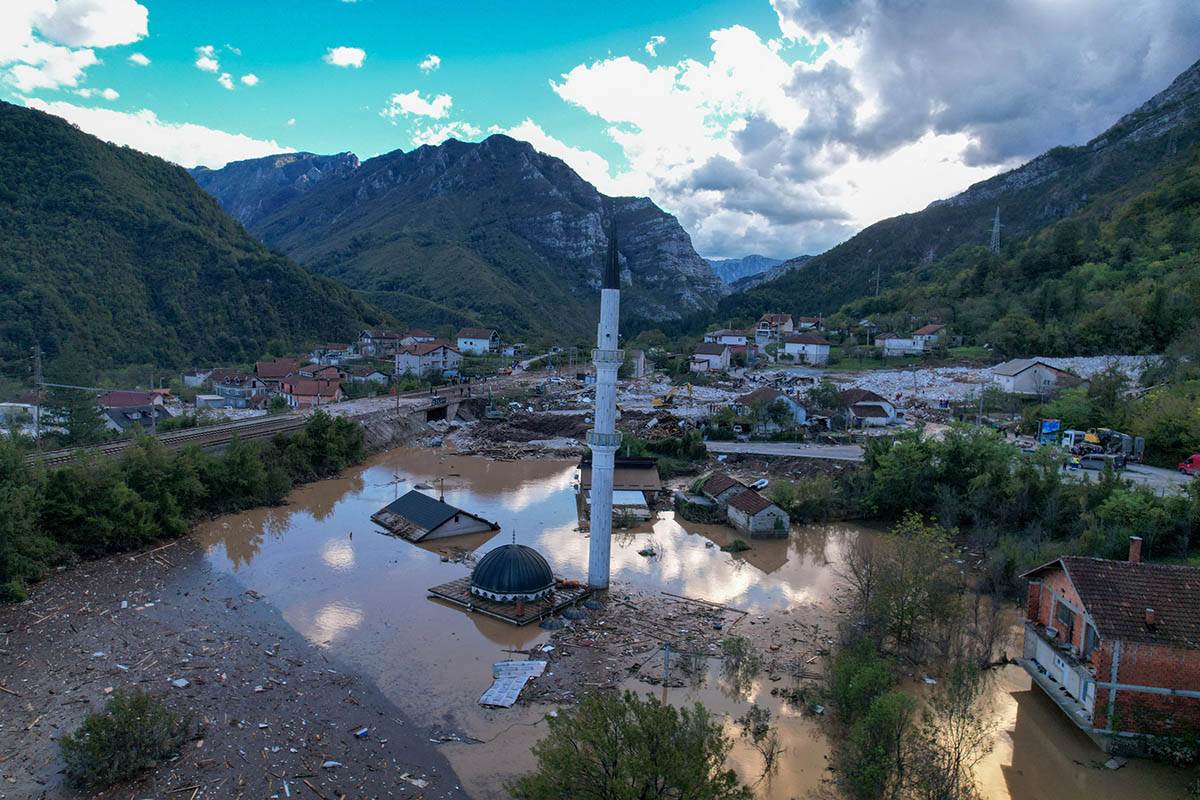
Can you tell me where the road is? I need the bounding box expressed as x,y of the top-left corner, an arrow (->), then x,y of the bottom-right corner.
706,441 -> 866,461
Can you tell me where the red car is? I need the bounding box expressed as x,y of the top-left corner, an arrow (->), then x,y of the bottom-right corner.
1180,454 -> 1200,476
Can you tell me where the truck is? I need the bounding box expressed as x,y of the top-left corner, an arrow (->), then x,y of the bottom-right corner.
1060,428 -> 1144,462
1180,454 -> 1200,476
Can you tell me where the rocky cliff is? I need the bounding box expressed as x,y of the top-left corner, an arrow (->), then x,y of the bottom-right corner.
192,136 -> 724,339
707,254 -> 785,284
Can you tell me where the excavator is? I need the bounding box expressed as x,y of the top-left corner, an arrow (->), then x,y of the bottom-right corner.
652,383 -> 693,408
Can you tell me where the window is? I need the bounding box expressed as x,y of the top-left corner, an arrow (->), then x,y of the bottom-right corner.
1083,624 -> 1100,659
1055,601 -> 1075,644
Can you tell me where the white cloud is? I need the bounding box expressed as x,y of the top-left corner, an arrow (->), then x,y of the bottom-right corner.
411,120 -> 481,147
217,72 -> 234,91
194,44 -> 218,72
381,89 -> 453,120
38,0 -> 147,48
644,35 -> 666,57
127,51 -> 149,66
0,0 -> 146,93
74,86 -> 118,100
25,98 -> 291,168
286,117 -> 296,126
418,53 -> 440,73
552,5 -> 1200,258
323,46 -> 365,68
240,73 -> 258,86
490,118 -> 643,196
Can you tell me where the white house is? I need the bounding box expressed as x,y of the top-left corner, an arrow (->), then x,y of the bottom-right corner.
736,387 -> 808,429
840,388 -> 898,427
991,359 -> 1082,397
690,343 -> 731,372
628,349 -> 648,379
182,369 -> 213,388
400,330 -> 436,347
912,324 -> 946,350
396,342 -> 462,377
726,489 -> 790,537
456,328 -> 500,355
880,334 -> 923,357
782,333 -> 831,365
358,329 -> 405,357
703,329 -> 750,346
348,367 -> 390,385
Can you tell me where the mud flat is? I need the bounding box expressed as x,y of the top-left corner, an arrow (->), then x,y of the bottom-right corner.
0,534 -> 464,799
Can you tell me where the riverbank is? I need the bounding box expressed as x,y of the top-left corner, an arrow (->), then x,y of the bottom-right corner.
0,534 -> 466,799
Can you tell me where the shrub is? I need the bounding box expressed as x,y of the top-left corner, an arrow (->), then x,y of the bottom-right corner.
60,690 -> 195,789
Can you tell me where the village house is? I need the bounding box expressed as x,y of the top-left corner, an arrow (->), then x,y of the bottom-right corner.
281,378 -> 343,409
182,369 -> 213,388
700,472 -> 746,506
395,341 -> 462,378
911,323 -> 946,350
99,390 -> 164,408
782,333 -> 832,365
255,358 -> 303,390
755,313 -> 794,345
358,329 -> 405,357
371,489 -> 499,542
840,388 -> 898,427
794,315 -> 823,330
627,349 -> 648,379
347,366 -> 390,385
690,343 -> 731,373
703,329 -> 750,346
1021,538 -> 1200,748
208,371 -> 268,409
102,404 -> 174,433
992,359 -> 1084,397
194,394 -> 226,410
309,343 -> 355,365
400,330 -> 436,347
456,328 -> 500,355
578,456 -> 662,522
736,387 -> 808,431
726,489 -> 790,537
879,333 -> 924,357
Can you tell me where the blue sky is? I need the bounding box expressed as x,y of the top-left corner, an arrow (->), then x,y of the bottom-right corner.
4,0 -> 1199,258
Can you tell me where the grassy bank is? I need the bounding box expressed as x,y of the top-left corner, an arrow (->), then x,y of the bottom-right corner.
0,412 -> 365,601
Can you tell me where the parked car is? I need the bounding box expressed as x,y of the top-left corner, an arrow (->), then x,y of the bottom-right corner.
1180,454 -> 1200,476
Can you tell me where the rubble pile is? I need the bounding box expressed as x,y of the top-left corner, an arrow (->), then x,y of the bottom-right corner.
448,414 -> 588,459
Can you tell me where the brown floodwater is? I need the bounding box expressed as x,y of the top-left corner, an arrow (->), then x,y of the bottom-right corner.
193,448 -> 1189,800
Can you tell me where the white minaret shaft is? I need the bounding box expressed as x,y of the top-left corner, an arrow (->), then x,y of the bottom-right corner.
587,226 -> 623,590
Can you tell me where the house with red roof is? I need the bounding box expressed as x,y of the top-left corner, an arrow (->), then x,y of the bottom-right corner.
1021,537 -> 1200,748
726,488 -> 789,537
281,378 -> 344,409
395,341 -> 462,378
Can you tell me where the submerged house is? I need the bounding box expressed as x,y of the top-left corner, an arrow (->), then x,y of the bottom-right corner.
371,490 -> 499,541
1021,537 -> 1200,749
578,456 -> 662,521
726,489 -> 790,537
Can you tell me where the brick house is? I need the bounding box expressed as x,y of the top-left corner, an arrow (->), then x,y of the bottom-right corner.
1020,537 -> 1200,750
281,378 -> 344,409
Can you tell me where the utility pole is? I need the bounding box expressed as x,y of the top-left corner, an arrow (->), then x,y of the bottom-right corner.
31,344 -> 42,448
989,206 -> 1002,253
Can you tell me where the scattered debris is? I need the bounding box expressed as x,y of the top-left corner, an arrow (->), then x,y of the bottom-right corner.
480,661 -> 549,708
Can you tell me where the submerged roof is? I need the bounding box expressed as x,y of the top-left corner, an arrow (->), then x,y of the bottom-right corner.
378,490 -> 464,531
1025,556 -> 1200,649
472,544 -> 555,596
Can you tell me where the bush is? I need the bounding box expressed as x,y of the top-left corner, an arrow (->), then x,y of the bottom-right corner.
60,690 -> 195,789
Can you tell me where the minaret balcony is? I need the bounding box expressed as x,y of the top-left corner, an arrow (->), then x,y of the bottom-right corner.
587,430 -> 622,449
592,348 -> 625,365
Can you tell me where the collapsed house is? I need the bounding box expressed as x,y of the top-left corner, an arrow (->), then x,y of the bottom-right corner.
577,456 -> 662,522
371,490 -> 499,541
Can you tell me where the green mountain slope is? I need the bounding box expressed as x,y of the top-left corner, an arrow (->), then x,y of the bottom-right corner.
192,135 -> 725,341
0,102 -> 388,377
712,59 -> 1200,354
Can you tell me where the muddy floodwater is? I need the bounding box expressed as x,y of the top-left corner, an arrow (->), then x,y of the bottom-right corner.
193,448 -> 1189,799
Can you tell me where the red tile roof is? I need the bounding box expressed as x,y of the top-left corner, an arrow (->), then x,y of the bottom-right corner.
784,333 -> 830,345
99,390 -> 158,407
1026,557 -> 1200,649
402,340 -> 459,356
913,324 -> 945,335
702,473 -> 743,497
840,388 -> 888,405
256,358 -> 301,379
738,387 -> 786,405
457,328 -> 497,339
694,343 -> 729,356
282,378 -> 342,399
727,489 -> 774,515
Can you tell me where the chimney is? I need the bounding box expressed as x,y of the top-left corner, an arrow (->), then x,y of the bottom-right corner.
1129,536 -> 1143,564
1146,608 -> 1157,628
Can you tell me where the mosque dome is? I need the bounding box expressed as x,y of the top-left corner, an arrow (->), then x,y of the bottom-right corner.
470,544 -> 555,603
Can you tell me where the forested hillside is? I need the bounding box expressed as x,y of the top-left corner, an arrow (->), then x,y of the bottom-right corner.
0,102 -> 387,379
710,59 -> 1200,355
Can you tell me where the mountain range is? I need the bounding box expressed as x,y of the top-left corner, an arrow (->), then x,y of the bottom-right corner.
714,58 -> 1200,356
192,137 -> 725,340
0,101 -> 386,377
706,255 -> 784,284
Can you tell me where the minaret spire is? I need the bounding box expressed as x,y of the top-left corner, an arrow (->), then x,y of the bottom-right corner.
586,217 -> 623,589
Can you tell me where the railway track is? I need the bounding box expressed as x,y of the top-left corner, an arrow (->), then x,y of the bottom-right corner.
23,383 -> 481,468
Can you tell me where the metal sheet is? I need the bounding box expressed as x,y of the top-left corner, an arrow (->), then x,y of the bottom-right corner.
479,660 -> 548,708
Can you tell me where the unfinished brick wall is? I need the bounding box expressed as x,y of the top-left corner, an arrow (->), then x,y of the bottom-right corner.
1092,640 -> 1200,735
1031,570 -> 1088,651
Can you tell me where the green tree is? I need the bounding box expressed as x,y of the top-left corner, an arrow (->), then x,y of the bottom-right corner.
43,388 -> 107,445
509,691 -> 752,800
